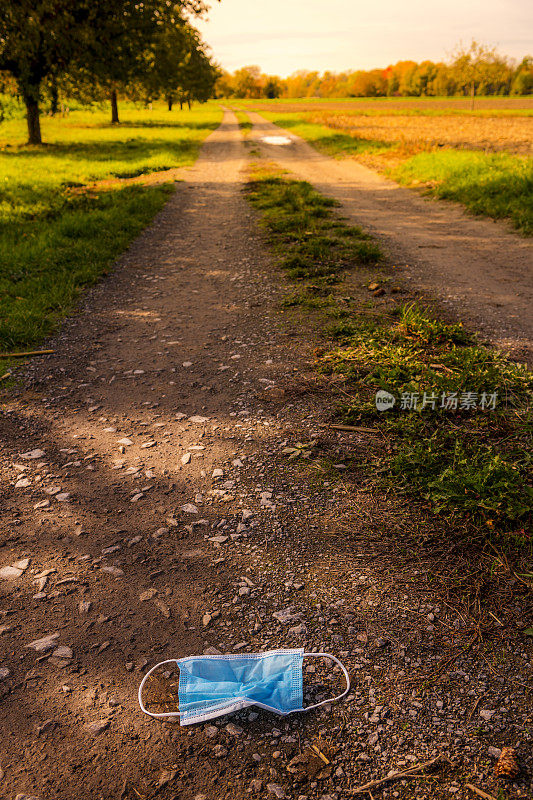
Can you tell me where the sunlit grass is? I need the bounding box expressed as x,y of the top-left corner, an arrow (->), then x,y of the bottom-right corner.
393,149 -> 533,235
0,101 -> 222,364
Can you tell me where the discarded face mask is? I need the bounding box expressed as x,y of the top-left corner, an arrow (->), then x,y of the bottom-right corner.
138,648 -> 350,725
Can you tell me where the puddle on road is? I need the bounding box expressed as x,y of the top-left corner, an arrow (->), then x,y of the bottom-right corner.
261,136 -> 293,146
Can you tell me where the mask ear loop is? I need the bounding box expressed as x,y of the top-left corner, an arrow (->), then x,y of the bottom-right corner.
138,660 -> 182,718
301,652 -> 351,711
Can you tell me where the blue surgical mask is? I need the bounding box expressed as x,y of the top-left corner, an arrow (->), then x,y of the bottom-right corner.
138,648 -> 350,725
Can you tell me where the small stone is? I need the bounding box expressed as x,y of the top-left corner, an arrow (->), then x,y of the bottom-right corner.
117,438 -> 133,446
204,725 -> 218,738
140,589 -> 157,601
480,709 -> 495,721
140,441 -> 156,449
239,586 -> 250,597
20,449 -> 46,459
84,719 -> 109,735
189,415 -> 209,423
52,646 -> 73,660
249,779 -> 263,794
213,744 -> 228,758
0,565 -> 23,580
181,503 -> 198,514
15,478 -> 31,488
101,566 -> 124,577
34,499 -> 50,509
212,468 -> 224,478
273,608 -> 301,625
488,746 -> 502,758
181,453 -> 192,465
55,493 -> 70,502
157,769 -> 177,788
0,667 -> 11,680
154,599 -> 171,618
79,601 -> 92,614
15,795 -> 41,800
202,613 -> 212,628
288,623 -> 307,636
35,719 -> 58,735
26,633 -> 60,652
225,723 -> 243,736
267,784 -> 286,799
209,535 -> 228,544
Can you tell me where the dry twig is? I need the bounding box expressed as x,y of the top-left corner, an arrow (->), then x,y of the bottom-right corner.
0,349 -> 55,358
349,755 -> 442,795
329,424 -> 378,434
465,783 -> 498,800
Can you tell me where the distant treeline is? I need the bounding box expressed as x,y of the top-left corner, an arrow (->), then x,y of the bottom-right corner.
216,43 -> 533,99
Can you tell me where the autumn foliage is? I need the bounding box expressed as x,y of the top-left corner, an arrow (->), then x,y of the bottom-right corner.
216,46 -> 532,99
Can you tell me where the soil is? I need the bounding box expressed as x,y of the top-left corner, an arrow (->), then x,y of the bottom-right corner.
0,110 -> 531,800
307,113 -> 533,155
246,111 -> 533,364
250,98 -> 533,113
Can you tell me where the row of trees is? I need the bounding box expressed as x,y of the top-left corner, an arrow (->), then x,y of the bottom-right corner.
0,0 -> 219,144
216,43 -> 533,101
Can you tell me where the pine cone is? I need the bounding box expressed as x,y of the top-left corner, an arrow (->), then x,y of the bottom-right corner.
494,747 -> 519,779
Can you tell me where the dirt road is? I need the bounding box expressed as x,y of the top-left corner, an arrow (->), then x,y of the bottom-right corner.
0,110 -> 531,800
247,111 -> 533,363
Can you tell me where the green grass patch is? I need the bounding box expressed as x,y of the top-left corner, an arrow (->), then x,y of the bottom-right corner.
246,167 -> 382,283
393,149 -> 533,235
0,102 -> 222,365
324,304 -> 532,530
234,109 -> 253,134
246,168 -> 532,537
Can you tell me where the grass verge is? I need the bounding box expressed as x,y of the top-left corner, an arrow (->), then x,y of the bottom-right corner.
393,149 -> 533,235
246,165 -> 532,539
233,109 -> 253,134
0,102 -> 222,375
259,112 -> 533,235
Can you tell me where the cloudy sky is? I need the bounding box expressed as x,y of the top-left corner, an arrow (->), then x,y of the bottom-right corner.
196,0 -> 532,76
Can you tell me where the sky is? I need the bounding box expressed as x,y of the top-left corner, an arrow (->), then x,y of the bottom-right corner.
196,0 -> 532,76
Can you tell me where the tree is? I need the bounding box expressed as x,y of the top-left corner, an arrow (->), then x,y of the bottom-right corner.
232,65 -> 263,98
511,56 -> 533,95
263,76 -> 282,98
0,0 -> 210,143
452,40 -> 502,109
177,38 -> 218,107
138,21 -> 217,110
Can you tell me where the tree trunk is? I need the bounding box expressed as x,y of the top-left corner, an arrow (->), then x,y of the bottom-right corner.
470,81 -> 475,111
187,98 -> 191,110
167,95 -> 173,111
110,90 -> 119,123
23,92 -> 42,145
